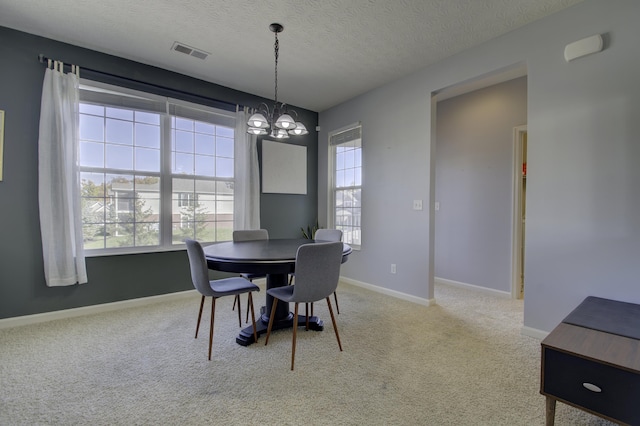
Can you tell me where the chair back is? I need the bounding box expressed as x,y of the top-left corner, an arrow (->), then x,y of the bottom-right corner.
233,229 -> 269,242
314,229 -> 342,242
292,242 -> 344,303
185,239 -> 213,296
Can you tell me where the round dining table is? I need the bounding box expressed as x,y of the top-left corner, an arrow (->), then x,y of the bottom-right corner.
203,238 -> 352,346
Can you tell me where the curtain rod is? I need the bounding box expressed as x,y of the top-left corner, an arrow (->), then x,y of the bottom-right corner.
38,54 -> 242,112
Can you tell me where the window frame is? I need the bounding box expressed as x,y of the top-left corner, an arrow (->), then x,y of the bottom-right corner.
78,79 -> 237,256
328,123 -> 362,250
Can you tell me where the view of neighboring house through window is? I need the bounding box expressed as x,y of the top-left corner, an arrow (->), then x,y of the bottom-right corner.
78,80 -> 236,253
329,125 -> 362,248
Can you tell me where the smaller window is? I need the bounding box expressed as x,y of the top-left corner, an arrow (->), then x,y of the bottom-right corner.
329,125 -> 362,249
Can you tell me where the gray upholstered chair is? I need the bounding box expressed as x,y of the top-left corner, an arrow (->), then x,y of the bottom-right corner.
185,239 -> 259,360
264,241 -> 344,370
232,229 -> 269,322
289,229 -> 343,315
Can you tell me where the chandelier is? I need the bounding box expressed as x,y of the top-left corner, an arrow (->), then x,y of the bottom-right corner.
247,23 -> 309,138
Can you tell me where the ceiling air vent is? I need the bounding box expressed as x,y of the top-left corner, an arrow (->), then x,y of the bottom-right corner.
171,42 -> 209,60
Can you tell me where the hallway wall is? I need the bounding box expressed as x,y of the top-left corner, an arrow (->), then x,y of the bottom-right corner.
435,77 -> 527,294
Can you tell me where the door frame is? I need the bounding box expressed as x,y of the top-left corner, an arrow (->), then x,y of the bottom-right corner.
511,125 -> 527,299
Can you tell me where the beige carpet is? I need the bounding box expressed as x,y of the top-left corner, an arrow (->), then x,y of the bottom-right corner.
0,282 -> 615,425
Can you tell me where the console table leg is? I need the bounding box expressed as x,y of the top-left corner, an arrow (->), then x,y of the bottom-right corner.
545,396 -> 556,426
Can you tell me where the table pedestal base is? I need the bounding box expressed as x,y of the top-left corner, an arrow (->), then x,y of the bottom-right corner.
236,311 -> 324,346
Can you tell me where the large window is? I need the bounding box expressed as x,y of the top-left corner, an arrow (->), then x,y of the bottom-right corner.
329,125 -> 362,248
78,80 -> 236,254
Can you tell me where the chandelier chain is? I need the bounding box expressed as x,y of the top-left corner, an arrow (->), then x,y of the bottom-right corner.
274,32 -> 279,104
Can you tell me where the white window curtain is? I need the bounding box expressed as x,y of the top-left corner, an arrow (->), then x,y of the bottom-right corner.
38,62 -> 87,286
233,107 -> 260,230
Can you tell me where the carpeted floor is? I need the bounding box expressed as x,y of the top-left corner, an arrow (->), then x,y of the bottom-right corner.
0,282 -> 615,425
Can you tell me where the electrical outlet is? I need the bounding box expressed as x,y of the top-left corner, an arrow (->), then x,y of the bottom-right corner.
413,200 -> 423,210
435,201 -> 440,211
391,264 -> 396,274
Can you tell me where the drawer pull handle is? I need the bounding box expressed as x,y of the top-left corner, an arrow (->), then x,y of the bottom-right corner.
582,382 -> 602,393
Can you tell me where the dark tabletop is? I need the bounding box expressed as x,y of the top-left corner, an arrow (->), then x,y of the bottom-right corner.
202,238 -> 352,275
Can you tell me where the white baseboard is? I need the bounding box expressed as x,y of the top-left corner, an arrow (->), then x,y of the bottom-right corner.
0,289 -> 198,330
520,326 -> 548,340
435,277 -> 512,299
340,276 -> 436,306
3,277 -> 519,329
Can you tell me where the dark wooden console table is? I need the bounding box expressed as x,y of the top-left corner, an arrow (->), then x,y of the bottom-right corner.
540,296 -> 640,425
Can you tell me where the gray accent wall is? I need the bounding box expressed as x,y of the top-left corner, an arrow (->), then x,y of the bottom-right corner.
0,27 -> 318,320
435,77 -> 527,293
319,0 -> 640,333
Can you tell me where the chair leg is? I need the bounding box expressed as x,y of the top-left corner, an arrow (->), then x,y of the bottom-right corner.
334,291 -> 340,315
288,274 -> 294,285
235,295 -> 242,328
232,294 -> 238,311
195,295 -> 205,338
326,297 -> 343,352
291,302 -> 299,371
305,303 -> 309,330
209,297 -> 216,361
264,297 -> 279,346
245,294 -> 250,324
311,303 -> 314,317
248,292 -> 258,343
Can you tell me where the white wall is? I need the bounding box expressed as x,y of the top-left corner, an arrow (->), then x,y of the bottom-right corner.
319,0 -> 640,332
435,77 -> 527,293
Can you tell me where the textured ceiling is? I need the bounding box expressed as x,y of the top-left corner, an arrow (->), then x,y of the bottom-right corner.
0,0 -> 582,111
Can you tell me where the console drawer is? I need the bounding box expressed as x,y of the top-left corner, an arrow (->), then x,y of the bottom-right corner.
542,347 -> 640,425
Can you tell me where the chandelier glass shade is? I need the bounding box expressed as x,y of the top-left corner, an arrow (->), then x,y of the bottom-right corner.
246,23 -> 309,139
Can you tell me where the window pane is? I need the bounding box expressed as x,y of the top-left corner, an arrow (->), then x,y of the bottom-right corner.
336,151 -> 345,170
195,134 -> 215,155
196,180 -> 217,193
105,224 -> 133,248
106,144 -> 133,170
80,114 -> 104,141
197,199 -> 216,214
336,170 -> 345,188
194,221 -> 216,242
216,137 -> 234,158
106,107 -> 133,120
136,111 -> 160,125
216,126 -> 233,138
81,172 -> 106,197
80,104 -> 104,115
135,123 -> 160,148
344,149 -> 355,169
135,223 -> 160,246
344,169 -> 355,187
216,157 -> 233,178
216,221 -> 233,241
135,147 -> 160,172
195,155 -> 215,177
175,117 -> 193,131
195,121 -> 215,134
106,119 -> 133,145
174,152 -> 193,174
80,141 -> 104,168
175,130 -> 194,153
